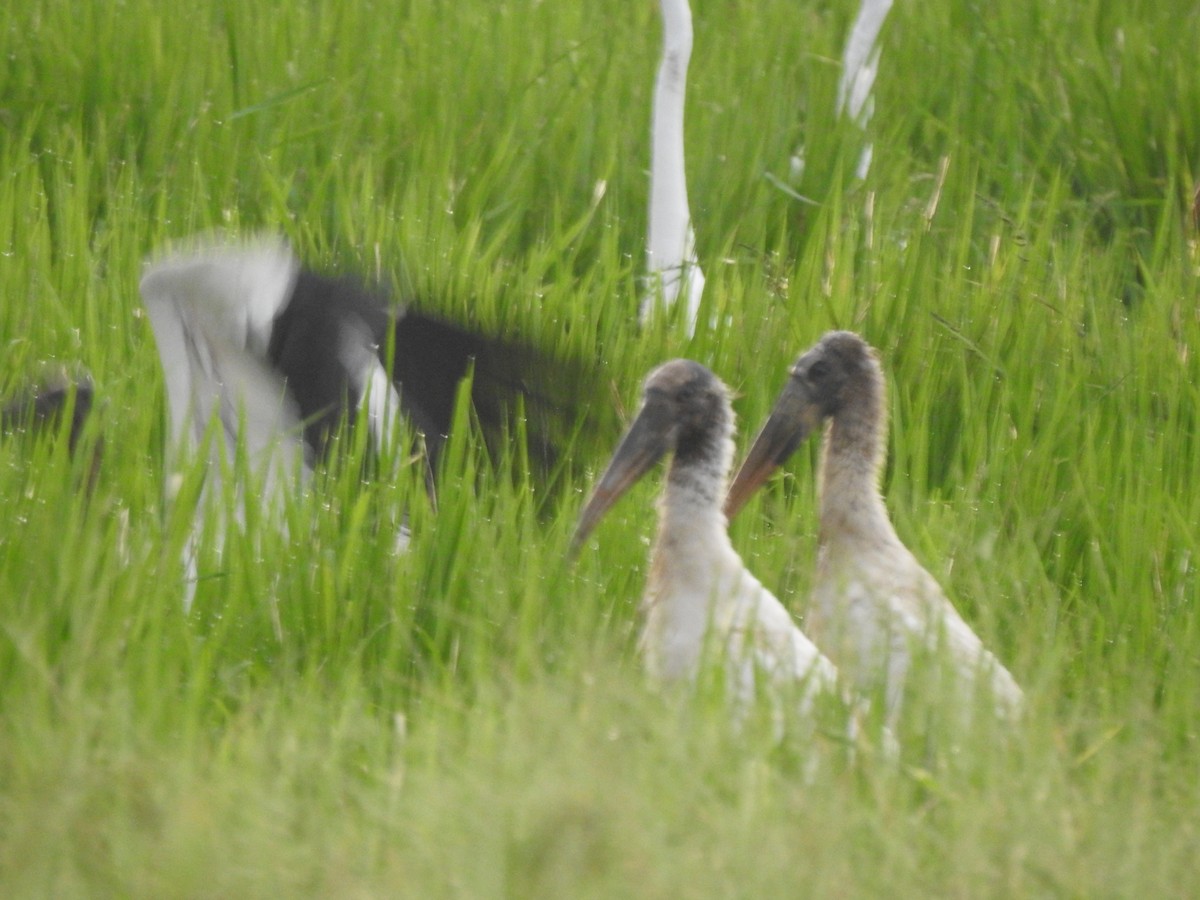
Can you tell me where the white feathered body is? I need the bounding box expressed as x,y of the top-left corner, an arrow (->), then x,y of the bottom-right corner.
808,427 -> 1024,723
641,429 -> 839,716
141,239 -> 311,492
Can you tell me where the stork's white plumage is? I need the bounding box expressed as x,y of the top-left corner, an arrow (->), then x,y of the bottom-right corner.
141,238 -> 317,499
142,238 -> 395,606
726,332 -> 1024,724
141,234 -> 582,607
572,359 -> 842,721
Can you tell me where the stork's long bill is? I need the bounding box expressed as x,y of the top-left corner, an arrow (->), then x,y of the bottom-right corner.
724,375 -> 823,519
571,396 -> 674,554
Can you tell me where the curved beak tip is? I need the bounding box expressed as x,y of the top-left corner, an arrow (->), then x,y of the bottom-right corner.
724,463 -> 770,520
569,405 -> 670,555
568,523 -> 592,562
725,389 -> 819,519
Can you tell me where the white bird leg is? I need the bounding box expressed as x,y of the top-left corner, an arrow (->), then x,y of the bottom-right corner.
643,0 -> 706,335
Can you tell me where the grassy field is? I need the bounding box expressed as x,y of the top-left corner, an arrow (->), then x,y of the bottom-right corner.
2,0 -> 1199,894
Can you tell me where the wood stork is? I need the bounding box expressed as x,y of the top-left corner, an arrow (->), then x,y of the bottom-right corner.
571,359 -> 848,727
726,331 -> 1023,725
141,234 -> 578,606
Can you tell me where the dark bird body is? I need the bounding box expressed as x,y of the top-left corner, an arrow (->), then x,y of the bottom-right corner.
141,235 -> 583,604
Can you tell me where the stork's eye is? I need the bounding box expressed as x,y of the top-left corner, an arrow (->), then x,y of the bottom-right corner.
807,360 -> 830,382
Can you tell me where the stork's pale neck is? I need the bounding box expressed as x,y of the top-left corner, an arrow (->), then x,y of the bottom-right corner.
665,405 -> 735,514
646,415 -> 739,642
650,406 -> 738,583
818,361 -> 895,546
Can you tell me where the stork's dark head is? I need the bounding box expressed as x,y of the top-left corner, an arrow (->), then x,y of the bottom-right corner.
571,359 -> 729,553
788,331 -> 879,420
725,331 -> 881,518
639,359 -> 729,463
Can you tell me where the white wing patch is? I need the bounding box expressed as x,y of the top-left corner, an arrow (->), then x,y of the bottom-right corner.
141,236 -> 304,472
140,236 -> 308,609
337,316 -> 403,459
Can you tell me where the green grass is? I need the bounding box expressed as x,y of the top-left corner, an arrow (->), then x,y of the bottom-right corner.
2,0 -> 1199,894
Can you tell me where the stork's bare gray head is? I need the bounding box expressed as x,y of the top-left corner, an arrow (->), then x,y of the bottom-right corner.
725,331 -> 880,518
571,359 -> 727,554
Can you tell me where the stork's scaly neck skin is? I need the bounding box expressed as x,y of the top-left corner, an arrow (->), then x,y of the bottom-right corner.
665,415 -> 734,515
648,403 -> 738,608
818,358 -> 898,549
